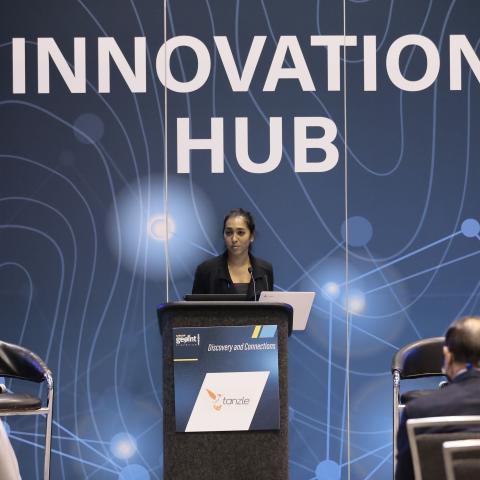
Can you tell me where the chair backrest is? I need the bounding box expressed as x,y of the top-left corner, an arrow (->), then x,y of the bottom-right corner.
443,439 -> 480,480
392,337 -> 447,477
407,416 -> 480,480
392,337 -> 445,379
0,341 -> 49,383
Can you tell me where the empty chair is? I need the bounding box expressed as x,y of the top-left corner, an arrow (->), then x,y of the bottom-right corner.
443,438 -> 480,480
407,415 -> 480,480
0,340 -> 54,479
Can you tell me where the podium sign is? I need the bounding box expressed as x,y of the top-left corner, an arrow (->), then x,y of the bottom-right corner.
173,324 -> 280,432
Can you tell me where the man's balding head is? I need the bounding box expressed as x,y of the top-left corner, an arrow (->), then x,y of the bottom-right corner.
445,316 -> 480,367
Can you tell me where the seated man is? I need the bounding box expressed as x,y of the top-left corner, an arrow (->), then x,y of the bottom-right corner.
0,420 -> 21,479
395,316 -> 480,480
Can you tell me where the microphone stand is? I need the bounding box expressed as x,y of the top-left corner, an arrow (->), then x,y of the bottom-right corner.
248,267 -> 257,301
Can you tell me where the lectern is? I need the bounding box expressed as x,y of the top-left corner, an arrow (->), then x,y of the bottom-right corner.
158,301 -> 292,480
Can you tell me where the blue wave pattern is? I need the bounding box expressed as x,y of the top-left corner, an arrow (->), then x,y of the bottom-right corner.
0,0 -> 479,479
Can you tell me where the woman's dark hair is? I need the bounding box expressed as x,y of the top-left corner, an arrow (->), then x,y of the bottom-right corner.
445,316 -> 480,365
223,208 -> 256,234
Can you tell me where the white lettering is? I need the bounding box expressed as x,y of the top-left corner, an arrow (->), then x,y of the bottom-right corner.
294,117 -> 339,172
157,35 -> 211,93
386,34 -> 439,91
363,35 -> 377,91
37,37 -> 86,93
98,37 -> 146,93
264,36 -> 315,91
450,34 -> 480,91
177,118 -> 224,173
214,36 -> 266,91
235,117 -> 282,173
310,35 -> 357,91
12,38 -> 26,94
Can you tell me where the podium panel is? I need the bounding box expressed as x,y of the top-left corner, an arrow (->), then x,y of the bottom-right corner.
158,302 -> 292,480
173,324 -> 280,432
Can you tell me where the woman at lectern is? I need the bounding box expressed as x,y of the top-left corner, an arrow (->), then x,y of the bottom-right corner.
192,208 -> 274,300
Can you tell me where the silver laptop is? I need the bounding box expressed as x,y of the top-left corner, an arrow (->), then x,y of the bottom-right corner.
258,291 -> 315,330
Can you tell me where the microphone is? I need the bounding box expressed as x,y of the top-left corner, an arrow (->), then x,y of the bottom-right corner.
248,267 -> 257,301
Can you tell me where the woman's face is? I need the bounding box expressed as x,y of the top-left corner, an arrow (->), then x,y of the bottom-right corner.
223,215 -> 253,258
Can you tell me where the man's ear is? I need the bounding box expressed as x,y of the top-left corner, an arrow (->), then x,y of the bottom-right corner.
443,345 -> 456,367
443,345 -> 452,361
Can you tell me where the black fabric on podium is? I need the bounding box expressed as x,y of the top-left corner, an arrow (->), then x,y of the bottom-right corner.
158,302 -> 291,480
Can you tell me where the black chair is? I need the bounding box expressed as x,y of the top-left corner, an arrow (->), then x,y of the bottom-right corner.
0,340 -> 54,479
391,337 -> 445,469
443,438 -> 480,480
407,416 -> 480,480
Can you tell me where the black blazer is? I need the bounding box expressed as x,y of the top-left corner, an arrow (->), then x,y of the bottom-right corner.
395,368 -> 480,480
192,252 -> 274,300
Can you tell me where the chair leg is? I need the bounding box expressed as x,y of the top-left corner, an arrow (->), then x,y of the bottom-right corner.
393,371 -> 400,477
43,388 -> 53,480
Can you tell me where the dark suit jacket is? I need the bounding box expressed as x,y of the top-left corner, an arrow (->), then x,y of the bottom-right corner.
192,252 -> 274,300
395,368 -> 480,480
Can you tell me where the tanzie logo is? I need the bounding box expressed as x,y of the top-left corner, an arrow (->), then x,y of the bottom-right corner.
175,333 -> 200,346
186,371 -> 270,432
206,388 -> 250,411
206,389 -> 223,411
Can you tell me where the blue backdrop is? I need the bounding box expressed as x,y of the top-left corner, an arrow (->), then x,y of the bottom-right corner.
1,1 -> 479,478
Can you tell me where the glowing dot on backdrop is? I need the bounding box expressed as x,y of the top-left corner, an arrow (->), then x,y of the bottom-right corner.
118,464 -> 150,480
461,218 -> 480,238
346,290 -> 366,314
341,216 -> 373,247
147,214 -> 176,242
321,281 -> 340,300
315,459 -> 341,480
110,432 -> 137,460
300,256 -> 409,356
107,176 -> 216,281
73,112 -> 105,144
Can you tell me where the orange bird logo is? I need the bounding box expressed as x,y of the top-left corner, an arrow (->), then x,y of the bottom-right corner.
206,388 -> 223,411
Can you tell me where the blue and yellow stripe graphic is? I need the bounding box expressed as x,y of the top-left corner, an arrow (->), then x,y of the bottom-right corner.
251,325 -> 277,338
